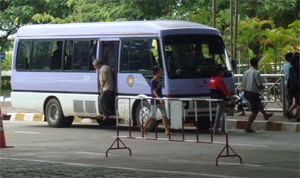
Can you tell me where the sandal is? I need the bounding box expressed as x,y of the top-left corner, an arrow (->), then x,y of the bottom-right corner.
265,113 -> 273,121
244,129 -> 256,133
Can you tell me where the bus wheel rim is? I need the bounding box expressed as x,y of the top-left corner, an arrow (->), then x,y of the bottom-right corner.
139,106 -> 149,124
48,104 -> 58,122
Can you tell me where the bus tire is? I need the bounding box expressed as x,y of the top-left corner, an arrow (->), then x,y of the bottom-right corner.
63,116 -> 74,127
45,98 -> 66,127
135,101 -> 156,132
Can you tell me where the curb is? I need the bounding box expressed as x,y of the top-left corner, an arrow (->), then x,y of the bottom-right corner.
0,97 -> 11,102
3,113 -> 300,132
227,119 -> 300,133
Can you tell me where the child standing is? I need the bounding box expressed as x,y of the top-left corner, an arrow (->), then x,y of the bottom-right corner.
236,87 -> 247,116
143,66 -> 174,135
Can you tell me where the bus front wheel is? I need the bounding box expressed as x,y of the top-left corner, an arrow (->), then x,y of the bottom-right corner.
135,101 -> 156,132
45,98 -> 71,127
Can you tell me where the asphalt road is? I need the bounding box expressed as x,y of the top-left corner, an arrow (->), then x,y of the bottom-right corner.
0,121 -> 299,178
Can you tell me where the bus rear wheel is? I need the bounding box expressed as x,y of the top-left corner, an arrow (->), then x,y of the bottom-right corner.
135,101 -> 156,132
45,98 -> 72,127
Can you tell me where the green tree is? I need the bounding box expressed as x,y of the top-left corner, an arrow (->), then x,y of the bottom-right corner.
260,25 -> 298,73
0,0 -> 73,51
1,52 -> 12,71
237,0 -> 298,27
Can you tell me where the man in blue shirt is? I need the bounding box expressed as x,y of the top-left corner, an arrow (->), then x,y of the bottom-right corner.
283,52 -> 295,117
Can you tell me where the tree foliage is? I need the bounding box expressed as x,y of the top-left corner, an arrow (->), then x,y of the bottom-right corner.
0,0 -> 73,51
1,52 -> 12,71
1,0 -> 299,74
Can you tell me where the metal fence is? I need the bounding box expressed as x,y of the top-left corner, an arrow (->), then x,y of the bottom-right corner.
234,74 -> 286,116
106,97 -> 242,166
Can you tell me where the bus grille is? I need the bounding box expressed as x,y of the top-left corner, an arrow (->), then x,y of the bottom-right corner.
85,101 -> 97,114
74,100 -> 84,114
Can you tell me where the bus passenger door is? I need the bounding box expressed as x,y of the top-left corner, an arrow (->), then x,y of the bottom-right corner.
99,38 -> 120,115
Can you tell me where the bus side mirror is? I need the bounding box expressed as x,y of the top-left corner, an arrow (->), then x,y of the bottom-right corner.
231,58 -> 237,71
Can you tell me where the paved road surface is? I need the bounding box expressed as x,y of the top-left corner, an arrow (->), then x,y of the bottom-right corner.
1,121 -> 299,177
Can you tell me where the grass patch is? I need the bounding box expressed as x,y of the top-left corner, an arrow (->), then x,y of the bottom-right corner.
0,89 -> 12,97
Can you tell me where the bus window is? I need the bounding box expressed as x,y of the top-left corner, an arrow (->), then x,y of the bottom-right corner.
201,44 -> 210,58
120,38 -> 160,73
51,41 -> 65,70
16,41 -> 31,70
73,40 -> 89,70
32,41 -> 52,70
89,40 -> 97,70
164,35 -> 229,79
64,40 -> 73,70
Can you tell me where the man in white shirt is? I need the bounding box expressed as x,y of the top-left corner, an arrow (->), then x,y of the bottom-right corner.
93,59 -> 115,120
242,58 -> 273,132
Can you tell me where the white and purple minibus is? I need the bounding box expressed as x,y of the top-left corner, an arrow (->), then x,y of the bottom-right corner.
11,20 -> 236,130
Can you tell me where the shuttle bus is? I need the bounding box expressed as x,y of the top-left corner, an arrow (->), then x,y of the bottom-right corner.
11,20 -> 236,131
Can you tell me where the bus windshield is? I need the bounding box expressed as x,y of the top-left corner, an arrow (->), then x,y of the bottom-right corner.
163,34 -> 232,79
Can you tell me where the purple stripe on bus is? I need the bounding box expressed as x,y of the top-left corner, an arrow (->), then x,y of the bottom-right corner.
11,71 -> 98,92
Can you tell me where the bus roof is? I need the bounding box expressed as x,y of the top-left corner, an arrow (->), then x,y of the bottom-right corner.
16,20 -> 221,38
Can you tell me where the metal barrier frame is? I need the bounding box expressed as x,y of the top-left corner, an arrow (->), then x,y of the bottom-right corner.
234,74 -> 286,116
106,97 -> 242,166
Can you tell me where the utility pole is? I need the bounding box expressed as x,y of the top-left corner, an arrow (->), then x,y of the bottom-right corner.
230,0 -> 233,58
234,0 -> 238,59
212,0 -> 216,28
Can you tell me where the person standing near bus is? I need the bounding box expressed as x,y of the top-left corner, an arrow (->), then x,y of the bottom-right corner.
287,55 -> 300,121
242,58 -> 273,132
283,52 -> 295,119
143,66 -> 174,135
209,65 -> 236,135
93,59 -> 115,120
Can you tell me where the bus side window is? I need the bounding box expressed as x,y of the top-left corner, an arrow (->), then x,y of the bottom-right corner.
120,38 -> 160,73
150,39 -> 162,68
73,40 -> 89,70
89,40 -> 97,70
64,40 -> 73,70
16,41 -> 31,71
120,40 -> 130,71
32,41 -> 52,70
51,41 -> 63,70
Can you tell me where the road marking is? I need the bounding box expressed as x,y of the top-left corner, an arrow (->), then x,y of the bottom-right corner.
212,142 -> 268,148
14,131 -> 40,134
116,136 -> 268,148
0,157 -> 245,178
75,151 -> 111,156
218,162 -> 262,167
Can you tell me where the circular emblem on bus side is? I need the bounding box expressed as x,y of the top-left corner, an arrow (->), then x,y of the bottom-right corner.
127,75 -> 134,87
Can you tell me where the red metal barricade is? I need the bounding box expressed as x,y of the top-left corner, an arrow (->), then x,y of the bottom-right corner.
105,97 -> 242,166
